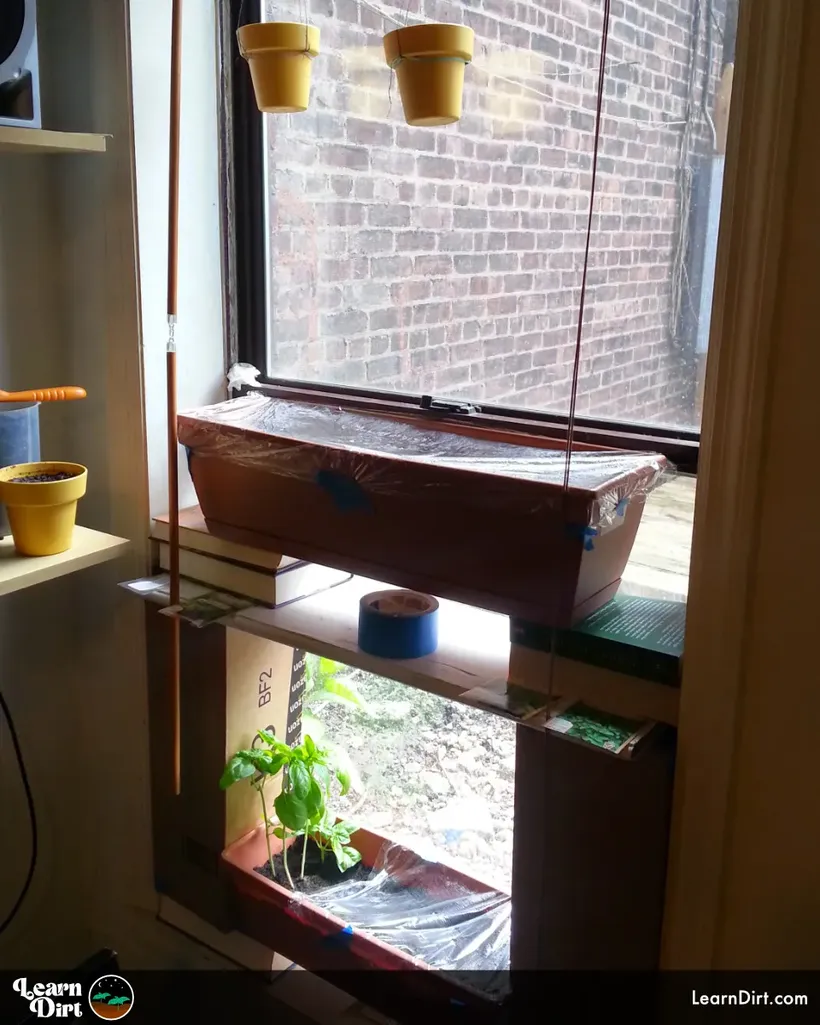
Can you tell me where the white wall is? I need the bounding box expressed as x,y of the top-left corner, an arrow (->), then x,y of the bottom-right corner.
130,0 -> 227,516
0,0 -> 234,972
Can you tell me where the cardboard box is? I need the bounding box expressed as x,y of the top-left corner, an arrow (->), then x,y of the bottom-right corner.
224,630 -> 306,847
145,606 -> 306,925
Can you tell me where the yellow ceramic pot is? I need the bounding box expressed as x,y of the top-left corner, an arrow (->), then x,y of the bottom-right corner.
383,23 -> 474,126
0,461 -> 87,556
237,22 -> 320,114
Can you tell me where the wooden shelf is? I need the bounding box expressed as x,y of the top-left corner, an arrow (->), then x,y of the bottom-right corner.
129,479 -> 694,727
0,526 -> 129,598
233,577 -> 680,726
0,126 -> 108,155
126,571 -> 680,726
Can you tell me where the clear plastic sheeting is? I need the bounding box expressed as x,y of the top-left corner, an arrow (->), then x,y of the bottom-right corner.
291,841 -> 511,980
179,390 -> 671,532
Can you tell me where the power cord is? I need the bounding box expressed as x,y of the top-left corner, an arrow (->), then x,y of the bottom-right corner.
0,688 -> 37,937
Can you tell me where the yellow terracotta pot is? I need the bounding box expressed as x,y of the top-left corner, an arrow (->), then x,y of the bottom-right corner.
0,462 -> 87,556
237,22 -> 320,114
383,23 -> 474,127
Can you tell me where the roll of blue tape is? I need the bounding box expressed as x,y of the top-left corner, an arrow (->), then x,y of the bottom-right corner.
357,589 -> 439,659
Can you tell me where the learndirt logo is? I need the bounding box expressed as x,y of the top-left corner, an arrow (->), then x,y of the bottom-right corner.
88,976 -> 134,1019
12,974 -> 134,1019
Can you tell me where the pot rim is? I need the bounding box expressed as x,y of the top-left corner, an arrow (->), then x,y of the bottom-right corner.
0,461 -> 87,485
237,21 -> 320,58
384,23 -> 474,65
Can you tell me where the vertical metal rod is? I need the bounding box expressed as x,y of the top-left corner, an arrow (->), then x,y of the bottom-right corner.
167,0 -> 184,797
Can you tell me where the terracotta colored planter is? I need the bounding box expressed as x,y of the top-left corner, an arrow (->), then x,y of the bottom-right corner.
178,395 -> 667,627
221,824 -> 509,1019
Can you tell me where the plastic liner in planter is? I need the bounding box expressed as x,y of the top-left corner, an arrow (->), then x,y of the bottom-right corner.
179,390 -> 670,534
288,840 -> 511,984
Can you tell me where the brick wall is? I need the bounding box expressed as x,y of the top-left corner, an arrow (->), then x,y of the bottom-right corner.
262,0 -> 728,427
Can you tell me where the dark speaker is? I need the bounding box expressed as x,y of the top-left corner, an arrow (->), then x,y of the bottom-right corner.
0,0 -> 41,129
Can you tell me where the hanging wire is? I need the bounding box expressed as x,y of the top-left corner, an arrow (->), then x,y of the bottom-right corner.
531,0 -> 613,969
544,0 -> 612,695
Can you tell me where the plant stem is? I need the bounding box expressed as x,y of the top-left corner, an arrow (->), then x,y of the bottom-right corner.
300,823 -> 309,879
282,830 -> 295,891
259,785 -> 275,882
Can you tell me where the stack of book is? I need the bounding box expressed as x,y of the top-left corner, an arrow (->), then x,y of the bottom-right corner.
510,593 -> 685,688
151,507 -> 351,608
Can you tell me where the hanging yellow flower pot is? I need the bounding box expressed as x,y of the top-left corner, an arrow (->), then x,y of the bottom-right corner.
237,22 -> 320,114
383,23 -> 474,127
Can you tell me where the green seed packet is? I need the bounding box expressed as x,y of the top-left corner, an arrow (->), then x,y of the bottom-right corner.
545,702 -> 654,757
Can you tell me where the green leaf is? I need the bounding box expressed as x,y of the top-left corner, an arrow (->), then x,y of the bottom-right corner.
274,791 -> 308,832
318,656 -> 339,679
333,821 -> 357,844
304,734 -> 317,758
271,826 -> 286,839
312,762 -> 331,795
332,841 -> 362,873
288,761 -> 310,800
257,728 -> 277,746
219,754 -> 257,789
304,779 -> 325,824
309,677 -> 366,708
300,711 -> 326,743
242,749 -> 287,776
335,766 -> 351,796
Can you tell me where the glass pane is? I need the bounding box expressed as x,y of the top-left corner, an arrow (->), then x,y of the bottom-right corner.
260,0 -> 738,430
303,657 -> 515,893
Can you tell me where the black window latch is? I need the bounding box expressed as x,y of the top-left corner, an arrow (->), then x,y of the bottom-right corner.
419,395 -> 480,415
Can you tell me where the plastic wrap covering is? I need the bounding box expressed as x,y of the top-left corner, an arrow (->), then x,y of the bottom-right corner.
179,390 -> 670,533
288,840 -> 511,981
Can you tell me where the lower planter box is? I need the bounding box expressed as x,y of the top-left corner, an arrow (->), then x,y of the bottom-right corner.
221,823 -> 511,1022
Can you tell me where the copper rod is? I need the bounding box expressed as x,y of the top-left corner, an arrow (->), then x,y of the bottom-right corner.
167,0 -> 183,319
167,0 -> 184,797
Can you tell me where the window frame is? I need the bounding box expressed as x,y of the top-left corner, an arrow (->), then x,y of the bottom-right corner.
222,0 -> 701,474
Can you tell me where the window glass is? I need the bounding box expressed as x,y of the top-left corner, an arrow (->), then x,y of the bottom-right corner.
256,0 -> 737,430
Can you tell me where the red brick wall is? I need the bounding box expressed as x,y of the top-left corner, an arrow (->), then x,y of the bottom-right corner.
263,0 -> 727,428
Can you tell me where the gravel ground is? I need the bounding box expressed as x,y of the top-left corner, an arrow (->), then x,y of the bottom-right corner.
305,666 -> 516,893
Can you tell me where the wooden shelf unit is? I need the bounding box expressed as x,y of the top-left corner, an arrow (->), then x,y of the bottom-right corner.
0,526 -> 129,597
0,126 -> 108,155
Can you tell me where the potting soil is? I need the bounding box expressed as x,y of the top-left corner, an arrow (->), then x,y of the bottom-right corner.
261,839 -> 510,987
256,835 -> 370,896
8,471 -> 78,483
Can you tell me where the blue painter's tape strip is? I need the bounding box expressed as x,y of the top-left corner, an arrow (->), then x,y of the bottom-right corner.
321,925 -> 354,949
566,523 -> 598,551
315,469 -> 371,513
615,497 -> 629,517
358,589 -> 439,659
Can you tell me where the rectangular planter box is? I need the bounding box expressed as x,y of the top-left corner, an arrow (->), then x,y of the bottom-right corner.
179,394 -> 666,626
221,823 -> 509,1022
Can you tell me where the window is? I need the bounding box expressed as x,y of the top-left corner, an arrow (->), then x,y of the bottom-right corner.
226,0 -> 740,472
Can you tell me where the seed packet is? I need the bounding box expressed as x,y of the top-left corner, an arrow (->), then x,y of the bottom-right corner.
545,701 -> 655,757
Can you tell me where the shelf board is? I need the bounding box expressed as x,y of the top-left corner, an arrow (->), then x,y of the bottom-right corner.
233,577 -> 680,726
0,526 -> 129,598
125,570 -> 680,727
0,126 -> 108,155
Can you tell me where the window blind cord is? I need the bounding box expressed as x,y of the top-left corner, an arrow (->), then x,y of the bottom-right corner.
0,688 -> 38,937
